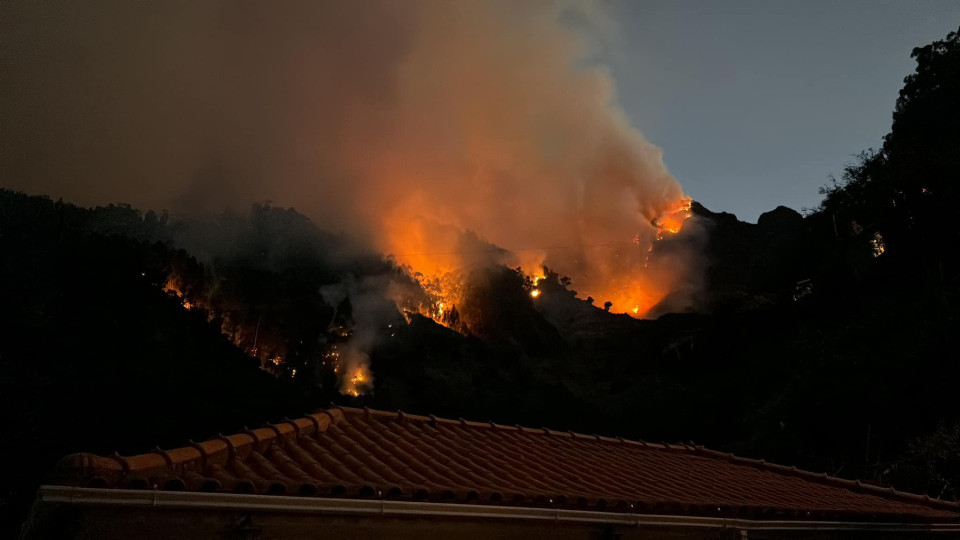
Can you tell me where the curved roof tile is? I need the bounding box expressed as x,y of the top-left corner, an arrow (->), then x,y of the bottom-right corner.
51,406 -> 960,522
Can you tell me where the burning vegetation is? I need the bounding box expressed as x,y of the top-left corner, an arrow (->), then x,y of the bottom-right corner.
42,0 -> 712,399
149,192 -> 702,403
162,277 -> 194,311
3,0 -> 711,402
382,194 -> 697,330
9,0 -> 704,332
146,190 -> 700,402
655,198 -> 695,239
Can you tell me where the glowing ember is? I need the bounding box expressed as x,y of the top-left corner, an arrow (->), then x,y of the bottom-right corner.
870,232 -> 886,257
530,289 -> 541,298
343,366 -> 371,397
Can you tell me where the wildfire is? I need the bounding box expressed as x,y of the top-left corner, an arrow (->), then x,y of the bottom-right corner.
344,367 -> 370,398
573,196 -> 695,317
654,197 -> 694,239
870,232 -> 886,257
396,268 -> 465,330
527,269 -> 545,298
384,194 -> 695,323
163,276 -> 194,310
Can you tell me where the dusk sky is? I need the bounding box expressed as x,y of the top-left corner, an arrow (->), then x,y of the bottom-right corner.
609,0 -> 960,221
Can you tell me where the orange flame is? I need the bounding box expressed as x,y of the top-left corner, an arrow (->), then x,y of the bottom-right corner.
345,367 -> 370,397
163,276 -> 194,310
579,196 -> 693,316
654,197 -> 694,239
386,196 -> 695,322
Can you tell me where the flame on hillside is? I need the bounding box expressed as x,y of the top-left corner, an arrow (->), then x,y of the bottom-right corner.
338,348 -> 373,397
655,198 -> 694,239
391,197 -> 693,331
163,277 -> 194,310
346,368 -> 369,397
111,1 -> 704,396
386,196 -> 694,323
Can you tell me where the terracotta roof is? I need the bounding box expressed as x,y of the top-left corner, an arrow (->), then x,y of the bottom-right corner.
52,407 -> 960,523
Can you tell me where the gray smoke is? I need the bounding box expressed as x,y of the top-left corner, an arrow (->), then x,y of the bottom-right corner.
2,0 -> 694,315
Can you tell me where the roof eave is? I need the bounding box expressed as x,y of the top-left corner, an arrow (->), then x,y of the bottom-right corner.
33,485 -> 960,534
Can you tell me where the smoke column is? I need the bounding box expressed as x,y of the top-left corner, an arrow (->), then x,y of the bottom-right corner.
1,0 -> 693,315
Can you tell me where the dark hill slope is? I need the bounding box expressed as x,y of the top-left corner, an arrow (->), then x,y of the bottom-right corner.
0,192 -> 307,535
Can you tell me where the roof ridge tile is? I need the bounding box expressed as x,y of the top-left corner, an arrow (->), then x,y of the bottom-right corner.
152,447 -> 173,467
188,440 -> 209,467
109,452 -> 129,474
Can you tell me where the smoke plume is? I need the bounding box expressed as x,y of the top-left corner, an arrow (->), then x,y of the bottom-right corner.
2,0 -> 694,315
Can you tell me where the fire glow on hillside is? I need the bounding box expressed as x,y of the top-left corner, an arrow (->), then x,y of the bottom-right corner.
387,195 -> 695,326
163,277 -> 194,311
655,198 -> 694,239
131,0 -> 704,396
153,191 -> 696,399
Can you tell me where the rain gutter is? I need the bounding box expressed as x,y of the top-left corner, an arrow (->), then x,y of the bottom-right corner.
36,485 -> 960,534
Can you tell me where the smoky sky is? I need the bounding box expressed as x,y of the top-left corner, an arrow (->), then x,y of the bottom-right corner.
2,1 -> 692,313
2,0 -> 417,216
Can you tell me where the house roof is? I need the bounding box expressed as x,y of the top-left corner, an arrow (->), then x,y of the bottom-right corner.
52,406 -> 960,523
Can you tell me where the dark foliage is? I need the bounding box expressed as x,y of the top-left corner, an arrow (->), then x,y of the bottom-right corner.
0,193 -> 308,536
